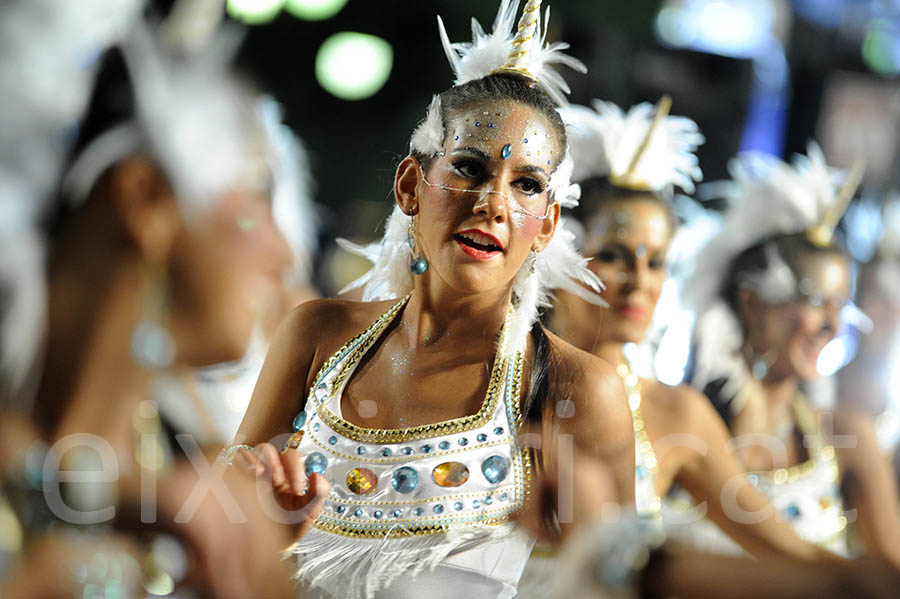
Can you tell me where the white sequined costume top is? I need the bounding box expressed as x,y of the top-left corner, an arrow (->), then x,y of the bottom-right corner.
663,394 -> 849,556
286,297 -> 534,599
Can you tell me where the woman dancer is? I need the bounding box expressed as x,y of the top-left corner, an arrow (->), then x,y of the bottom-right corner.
233,1 -> 636,597
535,99 -> 832,566
688,144 -> 900,565
0,3 -> 311,595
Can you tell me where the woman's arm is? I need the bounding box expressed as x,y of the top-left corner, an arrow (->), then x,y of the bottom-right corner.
833,408 -> 900,569
673,386 -> 837,562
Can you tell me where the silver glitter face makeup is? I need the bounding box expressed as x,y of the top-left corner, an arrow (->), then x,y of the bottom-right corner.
427,103 -> 561,221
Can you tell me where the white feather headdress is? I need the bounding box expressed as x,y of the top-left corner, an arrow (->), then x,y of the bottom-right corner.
341,0 -> 602,353
688,142 -> 863,400
559,97 -> 704,192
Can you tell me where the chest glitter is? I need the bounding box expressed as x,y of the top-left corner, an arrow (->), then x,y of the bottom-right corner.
288,297 -> 531,539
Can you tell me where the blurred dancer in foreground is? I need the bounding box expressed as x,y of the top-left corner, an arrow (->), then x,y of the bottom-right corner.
0,2 -> 323,595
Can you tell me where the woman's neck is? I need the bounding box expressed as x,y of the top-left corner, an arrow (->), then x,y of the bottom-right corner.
403,278 -> 512,348
35,252 -> 151,461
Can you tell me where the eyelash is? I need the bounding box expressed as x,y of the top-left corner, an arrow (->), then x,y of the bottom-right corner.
451,160 -> 546,195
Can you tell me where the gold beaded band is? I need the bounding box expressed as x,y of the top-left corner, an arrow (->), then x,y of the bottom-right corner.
217,444 -> 254,467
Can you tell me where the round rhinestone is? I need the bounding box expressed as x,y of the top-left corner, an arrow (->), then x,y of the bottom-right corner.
432,462 -> 470,488
401,447 -> 413,455
476,433 -> 487,442
433,504 -> 445,514
313,423 -> 321,432
439,441 -> 451,450
484,496 -> 493,505
354,508 -> 363,517
413,507 -> 424,517
336,505 -> 345,514
458,438 -> 468,446
493,427 -> 504,435
357,446 -> 366,455
328,436 -> 337,446
454,501 -> 463,511
421,444 -> 433,454
391,467 -> 418,494
500,492 -> 508,502
346,467 -> 378,495
304,452 -> 327,476
382,447 -> 392,457
284,430 -> 304,450
472,500 -> 481,509
373,510 -> 383,519
392,509 -> 403,518
785,504 -> 801,519
481,455 -> 510,484
292,411 -> 307,432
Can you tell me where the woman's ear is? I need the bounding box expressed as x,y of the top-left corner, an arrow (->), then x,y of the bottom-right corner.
531,200 -> 560,253
107,155 -> 181,262
395,156 -> 422,216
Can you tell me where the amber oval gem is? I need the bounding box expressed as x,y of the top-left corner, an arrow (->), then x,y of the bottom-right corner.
346,467 -> 378,495
284,430 -> 304,450
431,462 -> 470,488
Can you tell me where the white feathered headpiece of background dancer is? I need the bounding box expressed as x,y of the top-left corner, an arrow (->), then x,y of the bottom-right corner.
688,142 -> 864,407
338,0 -> 601,353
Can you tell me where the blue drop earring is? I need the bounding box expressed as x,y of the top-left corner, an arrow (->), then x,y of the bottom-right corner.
408,215 -> 429,275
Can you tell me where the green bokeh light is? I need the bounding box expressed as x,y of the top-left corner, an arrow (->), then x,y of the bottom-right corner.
315,32 -> 393,101
862,19 -> 899,77
226,0 -> 285,25
285,0 -> 348,21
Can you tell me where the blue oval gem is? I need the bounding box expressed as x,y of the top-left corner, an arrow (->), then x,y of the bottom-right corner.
313,423 -> 321,432
421,444 -> 433,454
458,437 -> 469,446
472,500 -> 481,509
401,447 -> 413,455
328,436 -> 337,446
488,122 -> 495,128
482,455 -> 510,484
494,427 -> 504,435
392,467 -> 418,494
501,143 -> 512,160
382,447 -> 392,457
523,138 -> 529,144
292,411 -> 307,432
392,509 -> 402,518
357,446 -> 366,455
475,121 -> 481,127
454,501 -> 463,511
439,441 -> 451,450
336,505 -> 345,513
304,452 -> 327,476
477,433 -> 487,442
433,504 -> 445,514
413,507 -> 424,517
354,508 -> 363,517
373,510 -> 383,519
484,496 -> 493,505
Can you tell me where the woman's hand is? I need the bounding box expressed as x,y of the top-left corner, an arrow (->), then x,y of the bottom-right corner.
240,442 -> 330,540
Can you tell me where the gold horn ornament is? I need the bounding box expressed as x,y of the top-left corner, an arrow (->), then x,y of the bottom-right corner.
609,95 -> 673,191
494,0 -> 542,79
806,158 -> 865,248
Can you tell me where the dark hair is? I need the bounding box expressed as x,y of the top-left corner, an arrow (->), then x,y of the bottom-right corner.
721,232 -> 848,319
572,176 -> 675,232
411,72 -> 567,171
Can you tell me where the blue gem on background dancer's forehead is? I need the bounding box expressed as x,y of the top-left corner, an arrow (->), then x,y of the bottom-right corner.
501,143 -> 512,160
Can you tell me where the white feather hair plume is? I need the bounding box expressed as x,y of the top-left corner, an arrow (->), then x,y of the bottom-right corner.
437,0 -> 586,106
257,96 -> 319,288
559,99 -> 704,192
685,141 -> 847,317
687,142 -> 857,403
337,208 -> 605,353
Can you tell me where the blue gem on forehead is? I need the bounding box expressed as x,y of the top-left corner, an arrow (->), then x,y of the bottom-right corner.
475,121 -> 481,127
488,123 -> 495,128
501,143 -> 512,160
